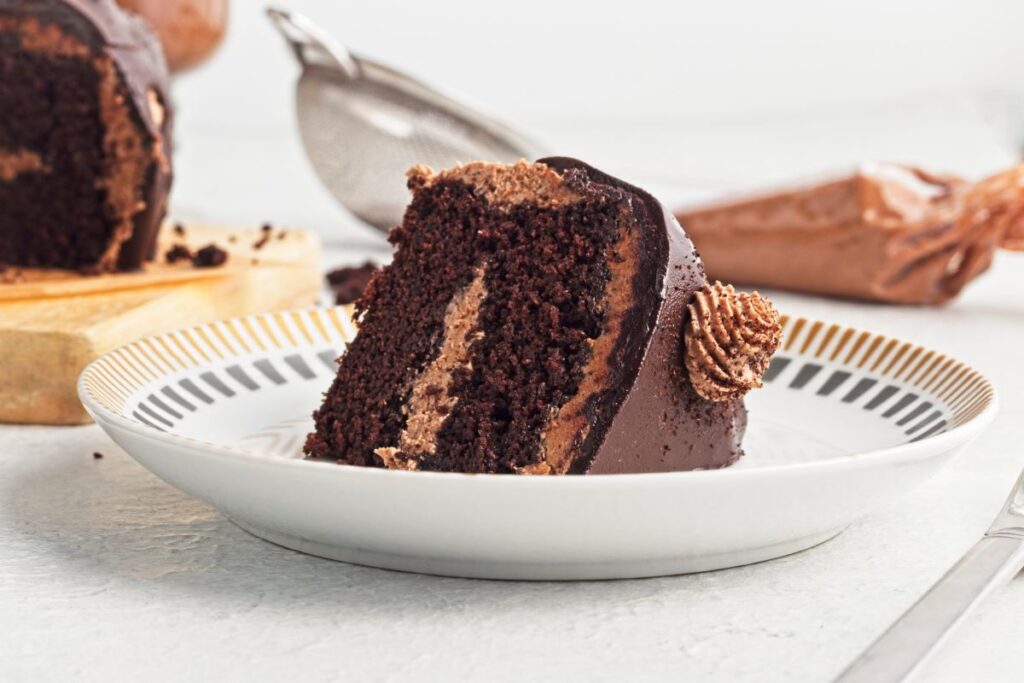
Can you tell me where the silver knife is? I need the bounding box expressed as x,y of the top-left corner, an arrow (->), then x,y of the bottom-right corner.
836,467 -> 1024,682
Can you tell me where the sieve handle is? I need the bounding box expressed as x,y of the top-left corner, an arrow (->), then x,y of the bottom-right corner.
266,7 -> 361,79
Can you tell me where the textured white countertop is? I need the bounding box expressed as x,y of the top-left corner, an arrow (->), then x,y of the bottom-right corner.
3,239 -> 1024,681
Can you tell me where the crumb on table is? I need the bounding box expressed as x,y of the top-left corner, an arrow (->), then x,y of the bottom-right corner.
193,244 -> 229,268
165,244 -> 193,264
327,262 -> 379,305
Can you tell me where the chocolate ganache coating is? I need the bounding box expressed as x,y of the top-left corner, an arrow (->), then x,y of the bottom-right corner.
539,157 -> 746,473
0,0 -> 173,269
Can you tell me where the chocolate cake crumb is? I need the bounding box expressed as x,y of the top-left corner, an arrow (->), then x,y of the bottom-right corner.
165,244 -> 193,264
253,222 -> 275,247
172,223 -> 186,237
92,451 -> 104,460
326,262 -> 379,304
252,231 -> 272,250
193,244 -> 228,268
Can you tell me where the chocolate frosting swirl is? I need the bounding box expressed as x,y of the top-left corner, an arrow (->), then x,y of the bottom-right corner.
684,282 -> 782,402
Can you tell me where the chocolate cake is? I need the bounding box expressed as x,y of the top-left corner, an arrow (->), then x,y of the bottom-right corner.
0,0 -> 172,272
306,159 -> 781,474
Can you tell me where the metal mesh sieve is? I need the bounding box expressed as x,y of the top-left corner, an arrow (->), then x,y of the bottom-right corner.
267,8 -> 546,231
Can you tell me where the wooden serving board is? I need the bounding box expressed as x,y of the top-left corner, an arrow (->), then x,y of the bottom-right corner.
0,224 -> 323,425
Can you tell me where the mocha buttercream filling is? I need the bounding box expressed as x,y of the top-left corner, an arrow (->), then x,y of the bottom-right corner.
0,148 -> 46,181
374,267 -> 488,470
0,16 -> 155,271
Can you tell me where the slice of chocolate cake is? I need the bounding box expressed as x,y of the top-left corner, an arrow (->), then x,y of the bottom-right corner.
306,158 -> 781,474
0,0 -> 172,272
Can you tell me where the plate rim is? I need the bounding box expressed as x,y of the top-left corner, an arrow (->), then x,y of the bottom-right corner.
77,307 -> 1000,484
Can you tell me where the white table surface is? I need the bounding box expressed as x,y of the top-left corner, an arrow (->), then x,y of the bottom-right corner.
3,241 -> 1024,682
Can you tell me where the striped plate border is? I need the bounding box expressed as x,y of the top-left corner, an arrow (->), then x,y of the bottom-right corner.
80,307 -> 357,430
762,316 -> 994,442
78,309 -> 995,448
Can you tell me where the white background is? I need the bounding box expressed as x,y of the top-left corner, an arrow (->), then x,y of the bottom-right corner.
171,0 -> 1024,238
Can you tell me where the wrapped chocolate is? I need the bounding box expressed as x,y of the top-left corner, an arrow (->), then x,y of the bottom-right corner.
676,163 -> 1024,304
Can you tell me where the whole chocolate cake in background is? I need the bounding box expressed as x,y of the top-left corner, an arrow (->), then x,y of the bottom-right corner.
0,0 -> 172,272
306,158 -> 781,475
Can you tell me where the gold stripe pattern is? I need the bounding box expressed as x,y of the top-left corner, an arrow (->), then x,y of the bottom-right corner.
773,316 -> 995,429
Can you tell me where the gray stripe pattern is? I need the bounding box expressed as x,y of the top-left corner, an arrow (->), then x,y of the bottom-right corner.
137,403 -> 173,427
864,386 -> 900,410
134,352 -> 338,430
200,371 -> 236,397
789,363 -> 823,389
882,393 -> 918,418
843,378 -> 878,403
911,421 -> 948,442
226,365 -> 260,391
254,359 -> 287,385
132,347 -> 956,446
161,386 -> 196,412
759,357 -> 952,444
817,370 -> 851,396
284,354 -> 316,380
762,357 -> 791,383
148,394 -> 183,420
317,349 -> 340,370
132,411 -> 165,431
897,402 -> 932,427
179,378 -> 213,404
907,410 -> 943,435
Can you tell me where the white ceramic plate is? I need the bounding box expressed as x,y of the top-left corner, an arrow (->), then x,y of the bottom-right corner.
79,308 -> 997,580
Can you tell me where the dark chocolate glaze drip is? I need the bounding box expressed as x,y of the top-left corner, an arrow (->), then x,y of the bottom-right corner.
539,157 -> 746,473
0,0 -> 173,269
